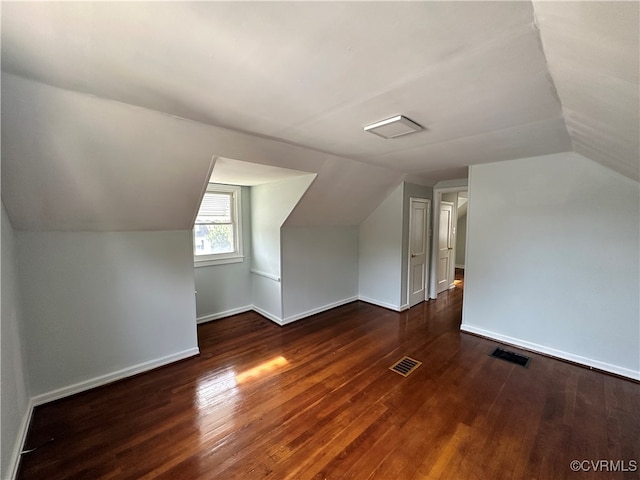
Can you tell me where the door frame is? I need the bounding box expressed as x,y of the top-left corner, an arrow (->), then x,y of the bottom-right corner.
429,186 -> 468,299
437,200 -> 456,294
407,197 -> 431,307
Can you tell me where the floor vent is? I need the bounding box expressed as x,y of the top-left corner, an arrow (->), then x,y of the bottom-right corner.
389,356 -> 422,377
490,347 -> 531,368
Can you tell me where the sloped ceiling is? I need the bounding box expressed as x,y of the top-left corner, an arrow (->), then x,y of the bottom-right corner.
210,157 -> 313,187
1,1 -> 637,231
533,1 -> 639,181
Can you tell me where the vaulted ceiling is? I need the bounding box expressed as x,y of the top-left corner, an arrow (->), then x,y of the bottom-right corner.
1,1 -> 638,231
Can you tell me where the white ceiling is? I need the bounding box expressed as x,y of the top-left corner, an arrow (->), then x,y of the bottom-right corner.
1,1 -> 638,231
533,1 -> 639,181
211,157 -> 313,186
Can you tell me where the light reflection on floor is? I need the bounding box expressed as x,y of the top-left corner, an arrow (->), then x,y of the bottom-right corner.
196,369 -> 241,448
236,355 -> 288,383
195,356 -> 289,448
196,369 -> 238,409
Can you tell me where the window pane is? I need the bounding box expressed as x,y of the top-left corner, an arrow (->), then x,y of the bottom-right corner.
196,193 -> 232,224
194,224 -> 235,255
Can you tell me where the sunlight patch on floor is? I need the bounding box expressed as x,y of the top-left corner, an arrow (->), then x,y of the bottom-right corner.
236,356 -> 288,383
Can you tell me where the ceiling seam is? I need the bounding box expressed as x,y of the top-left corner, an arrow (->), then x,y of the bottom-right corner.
530,2 -> 574,154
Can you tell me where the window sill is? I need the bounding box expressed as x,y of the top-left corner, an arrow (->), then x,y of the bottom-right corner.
194,256 -> 244,268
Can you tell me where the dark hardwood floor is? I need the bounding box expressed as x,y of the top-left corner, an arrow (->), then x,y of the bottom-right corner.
19,275 -> 640,479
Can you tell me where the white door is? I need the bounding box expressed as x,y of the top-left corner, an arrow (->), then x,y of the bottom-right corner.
437,202 -> 454,293
408,198 -> 430,307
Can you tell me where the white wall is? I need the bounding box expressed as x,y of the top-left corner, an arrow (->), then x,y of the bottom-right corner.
285,157 -> 405,226
16,230 -> 199,399
462,152 -> 640,379
3,73 -> 409,233
358,183 -> 404,310
195,187 -> 252,321
195,254 -> 252,320
251,176 -> 315,276
281,226 -> 359,322
2,73 -> 213,232
1,204 -> 31,479
250,175 -> 314,319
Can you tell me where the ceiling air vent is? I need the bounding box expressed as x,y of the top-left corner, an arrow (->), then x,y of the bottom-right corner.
364,115 -> 423,139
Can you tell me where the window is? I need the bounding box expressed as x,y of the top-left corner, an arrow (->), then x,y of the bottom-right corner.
193,184 -> 243,266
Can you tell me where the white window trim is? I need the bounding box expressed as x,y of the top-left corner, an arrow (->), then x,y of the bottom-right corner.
194,184 -> 244,267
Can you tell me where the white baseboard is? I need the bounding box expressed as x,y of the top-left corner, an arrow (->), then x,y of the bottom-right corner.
31,348 -> 200,406
210,298 -> 361,327
358,296 -> 403,312
7,398 -> 35,480
460,324 -> 640,381
282,297 -> 358,325
9,348 -> 199,478
455,264 -> 465,269
251,305 -> 283,325
197,306 -> 252,324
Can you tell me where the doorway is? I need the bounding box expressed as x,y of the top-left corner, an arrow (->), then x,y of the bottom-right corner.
437,201 -> 455,293
429,187 -> 468,299
408,198 -> 430,307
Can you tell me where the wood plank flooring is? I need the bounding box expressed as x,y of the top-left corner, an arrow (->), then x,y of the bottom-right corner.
18,276 -> 640,479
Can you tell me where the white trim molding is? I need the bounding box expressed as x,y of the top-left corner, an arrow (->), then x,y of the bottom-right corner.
195,255 -> 244,267
282,297 -> 358,325
461,324 -> 640,381
7,348 -> 200,479
252,305 -> 284,325
193,183 -> 244,267
358,296 -> 406,312
7,399 -> 35,480
430,184 -> 469,300
31,348 -> 200,406
250,269 -> 281,282
197,306 -> 253,324
206,298 -> 361,327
